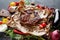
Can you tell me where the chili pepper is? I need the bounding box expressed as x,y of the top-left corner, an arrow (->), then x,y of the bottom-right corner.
13,29 -> 29,35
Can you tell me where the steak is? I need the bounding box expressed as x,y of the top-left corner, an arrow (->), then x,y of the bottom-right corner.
20,10 -> 41,26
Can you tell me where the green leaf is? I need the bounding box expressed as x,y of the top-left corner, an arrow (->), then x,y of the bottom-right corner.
14,34 -> 23,40
38,37 -> 45,40
5,29 -> 15,39
6,30 -> 12,34
9,30 -> 14,38
24,0 -> 30,5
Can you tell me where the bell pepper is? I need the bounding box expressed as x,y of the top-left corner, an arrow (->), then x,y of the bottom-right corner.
2,18 -> 8,24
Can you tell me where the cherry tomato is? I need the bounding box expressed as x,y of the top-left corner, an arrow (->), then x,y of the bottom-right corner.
36,4 -> 41,8
15,2 -> 19,6
9,2 -> 16,6
39,24 -> 44,28
39,22 -> 47,28
42,22 -> 47,27
0,21 -> 3,24
36,5 -> 44,10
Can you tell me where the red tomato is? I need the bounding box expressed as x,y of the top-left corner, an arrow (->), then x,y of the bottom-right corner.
15,2 -> 19,6
39,22 -> 46,28
9,2 -> 16,6
0,21 -> 3,24
36,4 -> 41,8
39,24 -> 44,28
42,22 -> 46,27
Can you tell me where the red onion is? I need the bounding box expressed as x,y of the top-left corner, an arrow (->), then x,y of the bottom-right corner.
50,30 -> 60,40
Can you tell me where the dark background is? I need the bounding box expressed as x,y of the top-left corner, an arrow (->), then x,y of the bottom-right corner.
0,0 -> 60,10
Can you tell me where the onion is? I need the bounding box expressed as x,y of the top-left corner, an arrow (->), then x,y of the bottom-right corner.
50,30 -> 60,40
8,6 -> 17,13
0,24 -> 7,32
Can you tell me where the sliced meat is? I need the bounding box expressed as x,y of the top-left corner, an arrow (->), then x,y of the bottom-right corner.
20,10 -> 41,26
